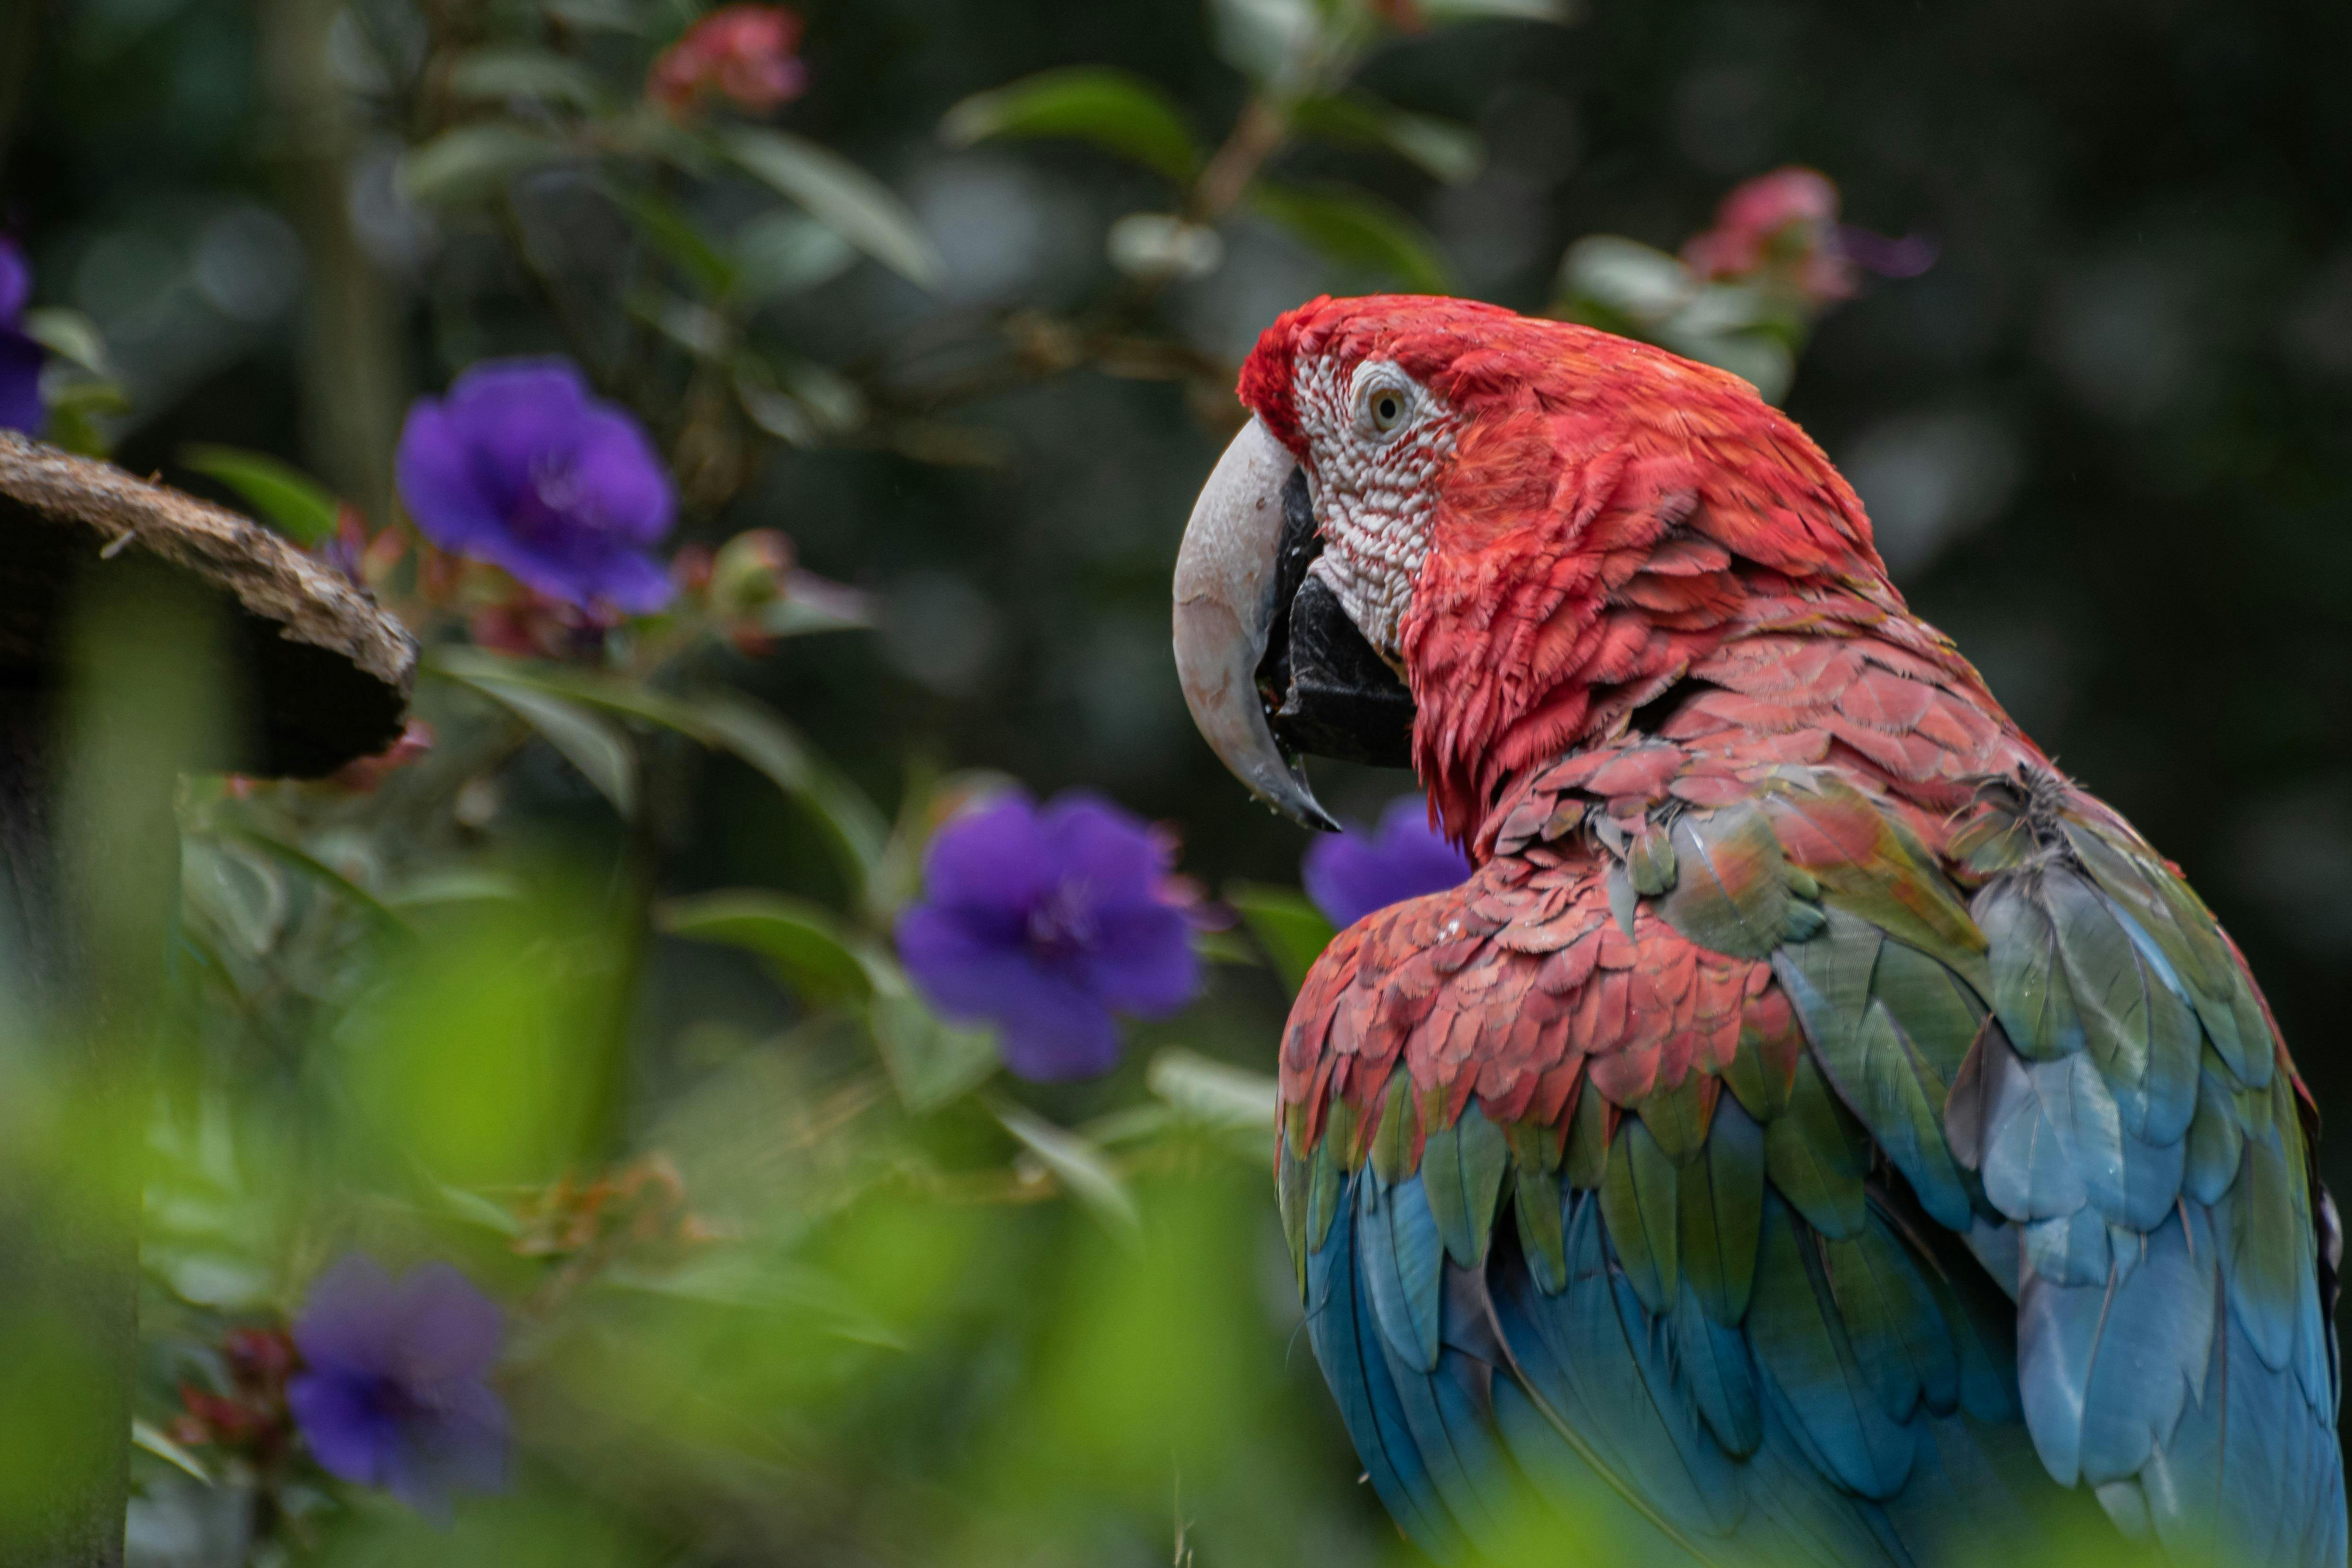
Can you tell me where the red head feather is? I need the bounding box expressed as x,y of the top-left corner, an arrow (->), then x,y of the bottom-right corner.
1237,295 -> 1954,848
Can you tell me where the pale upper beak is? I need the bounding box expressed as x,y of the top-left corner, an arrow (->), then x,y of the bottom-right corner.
1172,417 -> 1339,831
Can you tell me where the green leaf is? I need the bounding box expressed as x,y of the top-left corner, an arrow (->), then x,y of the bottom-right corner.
602,1251 -> 904,1347
631,286 -> 731,359
1208,0 -> 1320,87
941,67 -> 1202,184
423,653 -> 886,904
180,838 -> 287,959
39,375 -> 130,457
1291,92 -> 1483,185
721,128 -> 943,289
1250,183 -> 1451,291
426,649 -> 698,731
730,211 -> 858,305
446,46 -> 608,111
1105,212 -> 1226,282
759,575 -> 875,637
541,0 -> 640,29
222,826 -> 411,936
433,1182 -> 525,1237
989,1094 -> 1141,1241
176,444 -> 341,546
862,951 -> 1000,1111
687,690 -> 890,911
399,123 -> 569,205
132,1420 -> 212,1485
455,673 -> 639,816
18,307 -> 111,374
386,867 -> 528,908
1420,0 -> 1581,19
1557,234 -> 1697,325
605,183 -> 738,300
657,890 -> 873,1006
1226,882 -> 1337,993
1146,1048 -> 1278,1134
740,351 -> 866,436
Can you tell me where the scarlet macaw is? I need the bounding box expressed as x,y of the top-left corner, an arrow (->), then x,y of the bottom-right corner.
1172,296 -> 2344,1565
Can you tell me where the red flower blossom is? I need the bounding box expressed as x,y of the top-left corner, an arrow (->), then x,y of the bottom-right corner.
650,6 -> 809,118
1682,166 -> 1936,307
1682,167 -> 1851,300
333,719 -> 434,793
173,1327 -> 299,1462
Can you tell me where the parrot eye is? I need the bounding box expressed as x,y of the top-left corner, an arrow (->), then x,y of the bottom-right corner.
1356,372 -> 1416,438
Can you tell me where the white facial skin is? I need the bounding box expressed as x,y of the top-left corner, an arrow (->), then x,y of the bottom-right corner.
1289,356 -> 1458,669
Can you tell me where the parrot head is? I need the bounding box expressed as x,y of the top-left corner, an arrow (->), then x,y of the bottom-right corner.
1173,293 -> 1896,848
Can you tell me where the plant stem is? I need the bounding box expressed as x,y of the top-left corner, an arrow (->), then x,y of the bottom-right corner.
1188,95 -> 1290,226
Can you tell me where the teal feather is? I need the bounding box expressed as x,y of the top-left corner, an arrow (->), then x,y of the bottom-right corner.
1746,1192 -> 1917,1499
1361,1171 -> 1445,1373
1764,1054 -> 1869,1240
1599,1113 -> 1679,1314
2184,1059 -> 2247,1206
1679,1092 -> 1764,1323
1305,1174 -> 1464,1559
1773,909 -> 1973,1231
1421,1102 -> 1509,1268
1670,1283 -> 1762,1457
1822,1213 -> 1959,1424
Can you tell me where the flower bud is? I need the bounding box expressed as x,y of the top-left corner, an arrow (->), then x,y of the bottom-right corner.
711,528 -> 793,617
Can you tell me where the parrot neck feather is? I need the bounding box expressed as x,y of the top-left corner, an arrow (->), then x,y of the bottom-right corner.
1398,383 -> 1985,850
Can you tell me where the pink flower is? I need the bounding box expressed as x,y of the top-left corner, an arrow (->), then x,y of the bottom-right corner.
650,6 -> 808,118
1683,167 -> 1851,300
1683,166 -> 1935,307
333,720 -> 434,793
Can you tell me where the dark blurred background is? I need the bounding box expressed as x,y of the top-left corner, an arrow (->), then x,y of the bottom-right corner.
8,0 -> 2351,1320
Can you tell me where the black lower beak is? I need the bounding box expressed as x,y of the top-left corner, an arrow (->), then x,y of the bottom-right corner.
1254,468 -> 1417,769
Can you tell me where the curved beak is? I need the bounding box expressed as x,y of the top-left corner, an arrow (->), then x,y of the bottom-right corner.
1172,417 -> 1339,831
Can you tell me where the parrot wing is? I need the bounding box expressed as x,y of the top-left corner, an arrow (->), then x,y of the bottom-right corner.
1280,737 -> 2342,1566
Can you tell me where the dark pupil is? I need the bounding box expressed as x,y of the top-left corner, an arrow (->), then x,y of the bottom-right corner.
1376,395 -> 1398,422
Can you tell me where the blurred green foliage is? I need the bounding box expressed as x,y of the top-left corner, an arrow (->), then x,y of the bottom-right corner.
7,0 -> 2352,1562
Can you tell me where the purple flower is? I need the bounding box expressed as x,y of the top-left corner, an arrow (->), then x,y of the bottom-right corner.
895,792 -> 1200,1081
1302,796 -> 1472,930
0,238 -> 45,436
395,358 -> 676,612
288,1255 -> 508,1521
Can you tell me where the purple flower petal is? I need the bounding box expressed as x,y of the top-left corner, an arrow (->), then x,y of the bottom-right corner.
568,408 -> 676,546
390,1262 -> 504,1384
0,330 -> 44,437
292,1254 -> 403,1374
288,1370 -> 401,1487
1079,901 -> 1197,1017
395,355 -> 677,611
1302,795 -> 1471,930
916,795 -> 1058,917
574,546 -> 676,614
390,1381 -> 509,1523
444,359 -> 591,494
395,402 -> 509,553
894,789 -> 1203,1083
978,958 -> 1125,1081
1036,794 -> 1165,905
893,901 -> 1027,1019
290,1254 -> 509,1517
0,239 -> 29,324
